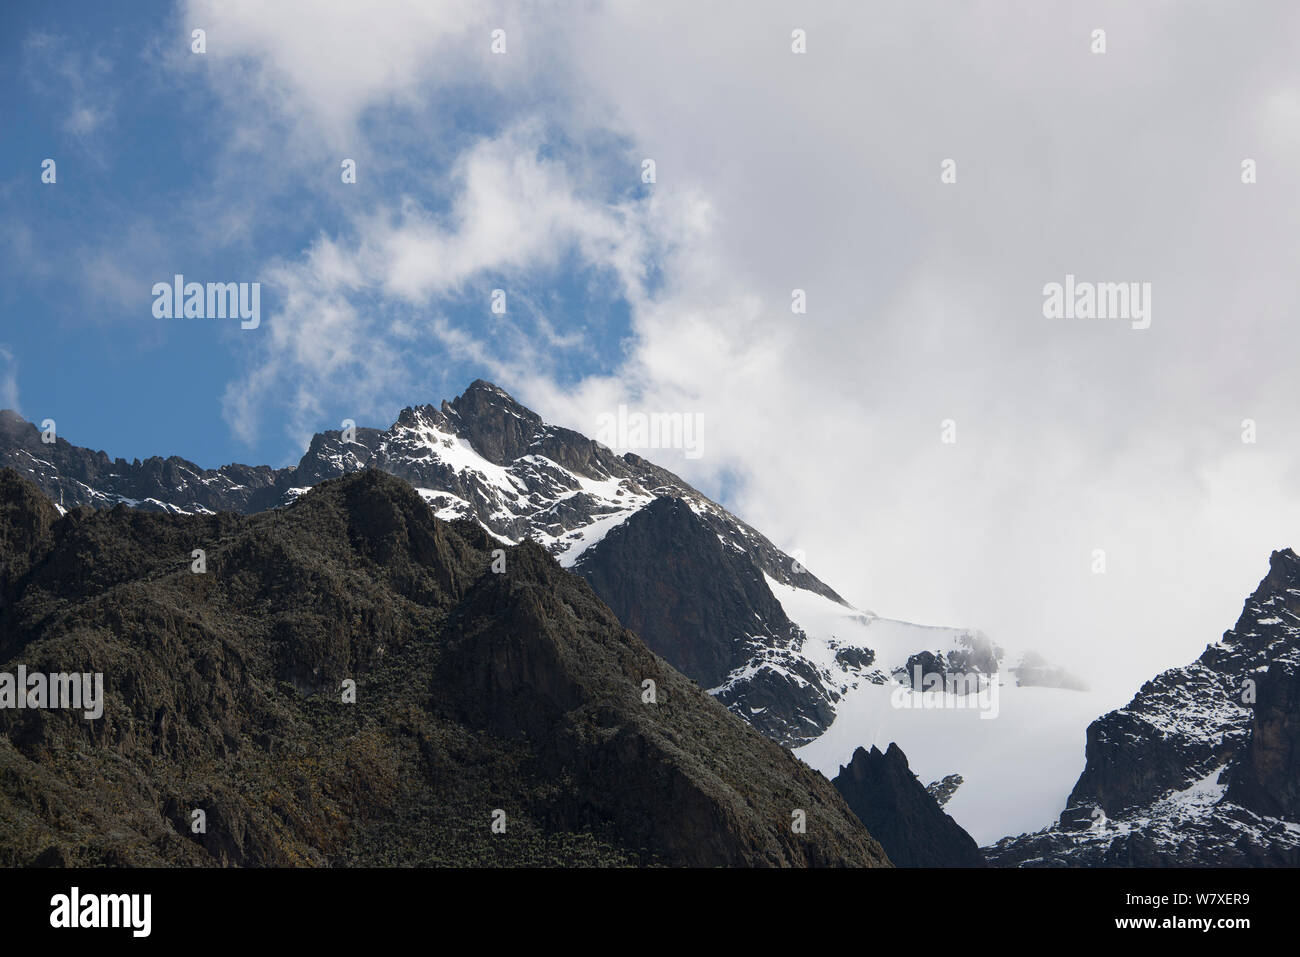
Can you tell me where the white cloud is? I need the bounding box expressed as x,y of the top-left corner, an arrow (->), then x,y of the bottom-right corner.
62,105 -> 107,137
563,2 -> 1300,698
367,121 -> 651,304
192,0 -> 1300,716
181,0 -> 509,147
220,120 -> 671,449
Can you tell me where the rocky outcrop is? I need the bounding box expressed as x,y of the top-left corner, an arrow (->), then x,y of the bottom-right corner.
894,633 -> 1002,692
572,496 -> 791,688
832,744 -> 983,867
926,774 -> 963,807
1227,651 -> 1300,819
569,496 -> 842,745
986,549 -> 1300,866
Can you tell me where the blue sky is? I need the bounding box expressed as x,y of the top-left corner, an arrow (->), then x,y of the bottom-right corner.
1,0 -> 646,469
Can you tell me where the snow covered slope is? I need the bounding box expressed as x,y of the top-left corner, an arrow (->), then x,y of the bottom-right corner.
762,579 -> 1118,845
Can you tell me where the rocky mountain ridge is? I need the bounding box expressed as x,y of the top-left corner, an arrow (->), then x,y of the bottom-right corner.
2,385 -> 852,747
0,467 -> 890,867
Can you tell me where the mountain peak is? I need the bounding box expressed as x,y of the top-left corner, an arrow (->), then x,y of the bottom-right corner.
0,409 -> 37,444
1268,547 -> 1300,578
463,378 -> 514,399
441,380 -> 544,466
833,741 -> 984,867
450,379 -> 536,418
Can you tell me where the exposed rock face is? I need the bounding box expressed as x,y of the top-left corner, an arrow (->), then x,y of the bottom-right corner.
569,496 -> 844,745
834,646 -> 875,671
926,774 -> 963,807
571,496 -> 792,689
1227,652 -> 1300,819
832,744 -> 983,867
947,632 -> 1002,675
898,650 -> 946,689
986,549 -> 1300,866
895,633 -> 1002,692
0,468 -> 889,867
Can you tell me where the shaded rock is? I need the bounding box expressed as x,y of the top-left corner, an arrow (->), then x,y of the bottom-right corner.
832,743 -> 983,867
926,773 -> 963,807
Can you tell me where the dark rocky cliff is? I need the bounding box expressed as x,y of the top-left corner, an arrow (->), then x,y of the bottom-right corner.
832,744 -> 984,867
